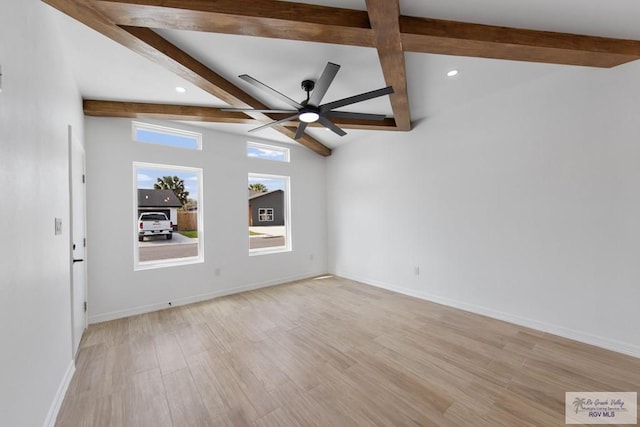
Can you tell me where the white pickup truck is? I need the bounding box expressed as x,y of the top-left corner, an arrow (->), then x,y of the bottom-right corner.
138,212 -> 173,241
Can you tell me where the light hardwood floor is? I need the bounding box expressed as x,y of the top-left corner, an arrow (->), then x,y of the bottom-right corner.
56,276 -> 639,426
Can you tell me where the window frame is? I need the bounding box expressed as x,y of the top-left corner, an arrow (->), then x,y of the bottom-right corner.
248,173 -> 291,256
132,121 -> 203,150
133,161 -> 204,270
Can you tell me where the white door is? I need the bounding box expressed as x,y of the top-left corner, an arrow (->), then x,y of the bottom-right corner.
69,126 -> 87,356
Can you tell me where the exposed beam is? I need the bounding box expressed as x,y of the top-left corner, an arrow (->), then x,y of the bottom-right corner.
274,126 -> 329,156
94,0 -> 374,47
119,25 -> 264,108
83,100 -> 255,122
400,16 -> 640,68
42,0 -> 332,156
365,0 -> 411,131
83,99 -> 398,131
43,0 -> 640,159
94,0 -> 640,68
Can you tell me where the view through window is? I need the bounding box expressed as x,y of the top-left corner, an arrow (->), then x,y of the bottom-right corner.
248,173 -> 290,254
133,121 -> 202,150
247,141 -> 290,162
134,162 -> 203,268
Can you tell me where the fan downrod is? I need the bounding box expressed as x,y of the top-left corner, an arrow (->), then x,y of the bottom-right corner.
301,79 -> 315,105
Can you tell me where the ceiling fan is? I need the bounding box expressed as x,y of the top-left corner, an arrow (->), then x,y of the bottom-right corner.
223,62 -> 394,139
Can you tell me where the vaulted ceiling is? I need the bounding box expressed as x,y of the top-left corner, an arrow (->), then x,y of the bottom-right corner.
45,0 -> 640,156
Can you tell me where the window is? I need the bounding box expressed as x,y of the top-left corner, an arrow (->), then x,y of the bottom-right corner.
134,162 -> 203,269
249,173 -> 291,254
133,121 -> 202,150
247,141 -> 290,162
258,208 -> 274,222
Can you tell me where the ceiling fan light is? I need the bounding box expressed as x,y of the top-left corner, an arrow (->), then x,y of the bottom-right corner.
299,111 -> 320,123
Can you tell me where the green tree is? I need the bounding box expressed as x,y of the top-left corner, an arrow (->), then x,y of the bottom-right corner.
248,183 -> 268,193
154,176 -> 189,207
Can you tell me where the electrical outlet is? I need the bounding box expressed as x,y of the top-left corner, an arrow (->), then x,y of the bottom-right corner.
54,218 -> 62,235
215,268 -> 221,276
414,266 -> 420,276
310,254 -> 314,261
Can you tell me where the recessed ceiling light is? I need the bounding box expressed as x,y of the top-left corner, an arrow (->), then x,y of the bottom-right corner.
447,69 -> 459,77
175,86 -> 187,93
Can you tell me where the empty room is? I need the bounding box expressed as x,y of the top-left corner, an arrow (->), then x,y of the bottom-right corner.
2,1 -> 640,426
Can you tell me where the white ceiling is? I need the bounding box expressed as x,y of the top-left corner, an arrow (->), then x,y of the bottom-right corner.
50,0 -> 640,149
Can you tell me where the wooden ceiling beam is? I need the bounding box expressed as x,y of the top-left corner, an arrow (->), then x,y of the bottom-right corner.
365,0 -> 411,131
83,100 -> 255,122
43,0 -> 640,157
400,16 -> 640,68
94,0 -> 640,68
83,99 -> 398,131
94,0 -> 374,47
42,0 -> 332,156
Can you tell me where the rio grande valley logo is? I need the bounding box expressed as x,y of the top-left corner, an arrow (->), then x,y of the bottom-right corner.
566,392 -> 637,424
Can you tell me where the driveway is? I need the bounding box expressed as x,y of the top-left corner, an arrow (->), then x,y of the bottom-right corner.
139,232 -> 195,246
249,226 -> 286,250
250,235 -> 285,250
138,232 -> 198,262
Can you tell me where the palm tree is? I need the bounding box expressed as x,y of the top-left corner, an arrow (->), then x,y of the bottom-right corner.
248,183 -> 268,193
572,397 -> 586,414
154,176 -> 189,207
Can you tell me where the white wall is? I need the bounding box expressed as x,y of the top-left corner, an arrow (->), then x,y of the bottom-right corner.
327,60 -> 640,357
0,2 -> 84,426
85,118 -> 327,322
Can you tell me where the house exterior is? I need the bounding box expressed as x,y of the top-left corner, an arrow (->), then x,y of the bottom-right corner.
249,190 -> 284,226
137,189 -> 182,229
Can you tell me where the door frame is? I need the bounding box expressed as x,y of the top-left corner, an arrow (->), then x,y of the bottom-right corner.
68,124 -> 88,357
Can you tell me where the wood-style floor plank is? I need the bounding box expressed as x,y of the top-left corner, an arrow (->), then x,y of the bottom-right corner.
163,368 -> 213,426
57,276 -> 640,426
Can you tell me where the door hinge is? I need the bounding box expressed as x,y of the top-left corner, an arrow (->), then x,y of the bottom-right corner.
82,174 -> 86,184
83,237 -> 86,247
84,301 -> 87,312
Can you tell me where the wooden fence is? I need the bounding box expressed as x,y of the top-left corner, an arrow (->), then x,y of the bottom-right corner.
177,211 -> 197,231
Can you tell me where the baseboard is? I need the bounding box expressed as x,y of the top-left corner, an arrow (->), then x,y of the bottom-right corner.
88,271 -> 328,324
43,360 -> 75,427
335,270 -> 640,359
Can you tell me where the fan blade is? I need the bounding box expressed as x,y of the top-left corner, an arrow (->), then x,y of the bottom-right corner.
326,111 -> 387,121
294,122 -> 308,140
318,116 -> 347,137
320,86 -> 394,112
248,114 -> 300,133
308,62 -> 340,106
221,108 -> 298,113
239,74 -> 303,109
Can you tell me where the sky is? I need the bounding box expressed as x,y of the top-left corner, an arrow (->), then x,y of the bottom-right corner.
137,167 -> 200,201
136,128 -> 200,149
136,168 -> 286,198
248,175 -> 286,192
247,145 -> 288,161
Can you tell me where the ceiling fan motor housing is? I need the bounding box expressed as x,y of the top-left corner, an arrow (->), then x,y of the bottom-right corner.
301,79 -> 315,94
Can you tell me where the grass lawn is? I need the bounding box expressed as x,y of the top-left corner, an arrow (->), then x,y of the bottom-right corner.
178,230 -> 198,238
